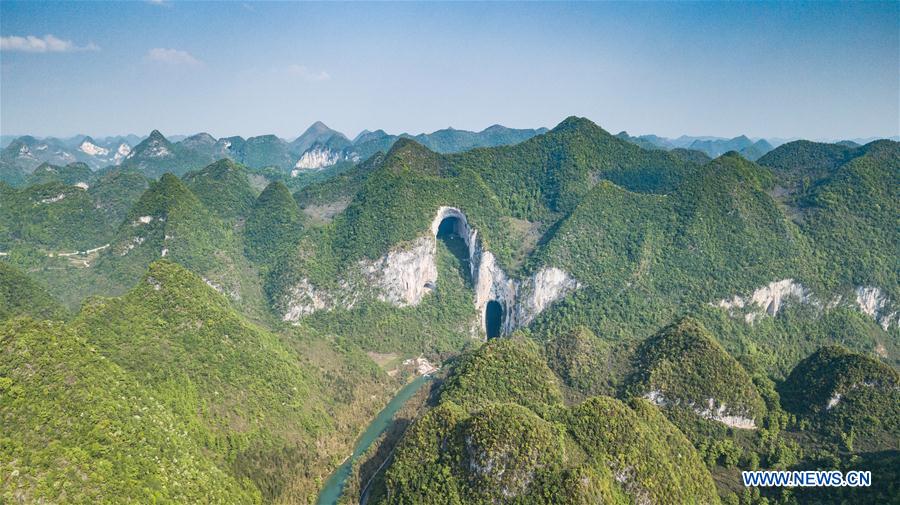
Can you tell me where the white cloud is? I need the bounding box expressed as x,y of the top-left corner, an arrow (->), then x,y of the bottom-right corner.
285,64 -> 330,82
0,34 -> 99,53
145,48 -> 201,65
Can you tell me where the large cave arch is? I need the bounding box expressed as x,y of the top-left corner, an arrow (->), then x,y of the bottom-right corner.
432,207 -> 474,285
436,215 -> 469,262
485,300 -> 504,339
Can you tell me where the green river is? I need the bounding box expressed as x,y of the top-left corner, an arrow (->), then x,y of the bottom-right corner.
316,375 -> 431,505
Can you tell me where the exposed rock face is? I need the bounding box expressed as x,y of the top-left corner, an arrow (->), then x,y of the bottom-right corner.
280,205 -> 580,334
714,281 -> 897,330
433,206 -> 579,336
202,276 -> 241,301
113,143 -> 131,164
291,146 -> 343,173
715,279 -> 810,323
282,278 -> 337,321
856,286 -> 886,317
361,236 -> 437,306
511,267 -> 579,330
645,390 -> 757,429
79,139 -> 108,156
39,193 -> 66,204
471,248 -> 578,334
855,286 -> 898,330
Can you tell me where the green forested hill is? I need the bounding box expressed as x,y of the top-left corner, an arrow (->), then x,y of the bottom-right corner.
758,139 -> 867,189
269,117 -> 896,370
233,135 -> 295,171
245,181 -> 305,266
118,130 -> 216,178
522,151 -> 815,345
347,125 -> 548,162
0,182 -> 118,253
293,151 -> 384,212
0,169 -> 148,254
438,338 -> 564,411
91,171 -> 274,319
272,116 -> 705,305
0,262 -> 67,321
780,346 -> 899,450
1,260 -> 397,504
380,338 -> 720,505
450,116 -> 694,215
99,173 -> 227,280
183,158 -> 258,220
794,141 -> 899,299
75,261 -> 327,500
625,318 -> 767,426
1,117 -> 897,504
0,161 -> 26,186
25,161 -> 94,186
1,317 -> 263,504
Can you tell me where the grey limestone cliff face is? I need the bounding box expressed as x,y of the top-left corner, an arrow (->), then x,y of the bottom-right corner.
361,235 -> 438,307
644,390 -> 758,430
280,206 -> 580,337
713,280 -> 898,331
419,206 -> 579,336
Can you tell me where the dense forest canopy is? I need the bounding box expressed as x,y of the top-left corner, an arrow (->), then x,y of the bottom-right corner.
1,117 -> 897,504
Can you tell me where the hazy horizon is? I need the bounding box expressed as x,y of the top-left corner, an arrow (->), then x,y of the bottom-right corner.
2,1 -> 898,140
1,118 -> 897,147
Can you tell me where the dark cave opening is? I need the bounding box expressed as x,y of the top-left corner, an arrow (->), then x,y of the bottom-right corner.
436,216 -> 471,283
437,217 -> 467,255
485,300 -> 503,339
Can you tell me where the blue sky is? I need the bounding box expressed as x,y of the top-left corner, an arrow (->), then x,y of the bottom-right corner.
1,1 -> 897,140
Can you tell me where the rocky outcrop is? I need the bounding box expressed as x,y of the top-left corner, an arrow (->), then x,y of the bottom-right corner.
856,287 -> 886,317
113,143 -> 131,164
361,236 -> 437,306
291,146 -> 343,173
701,405 -> 757,430
855,286 -> 898,330
512,267 -> 579,329
78,139 -> 108,157
645,390 -> 757,429
714,281 -> 897,330
471,247 -> 578,334
715,279 -> 811,323
282,278 -> 358,321
39,193 -> 66,204
280,206 -> 580,335
434,206 -> 579,336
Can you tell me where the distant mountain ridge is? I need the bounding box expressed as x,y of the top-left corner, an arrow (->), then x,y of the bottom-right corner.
616,131 -> 777,160
1,122 -> 549,182
6,123 -> 896,182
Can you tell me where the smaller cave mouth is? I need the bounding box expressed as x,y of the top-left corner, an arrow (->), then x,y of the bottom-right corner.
485,300 -> 503,339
